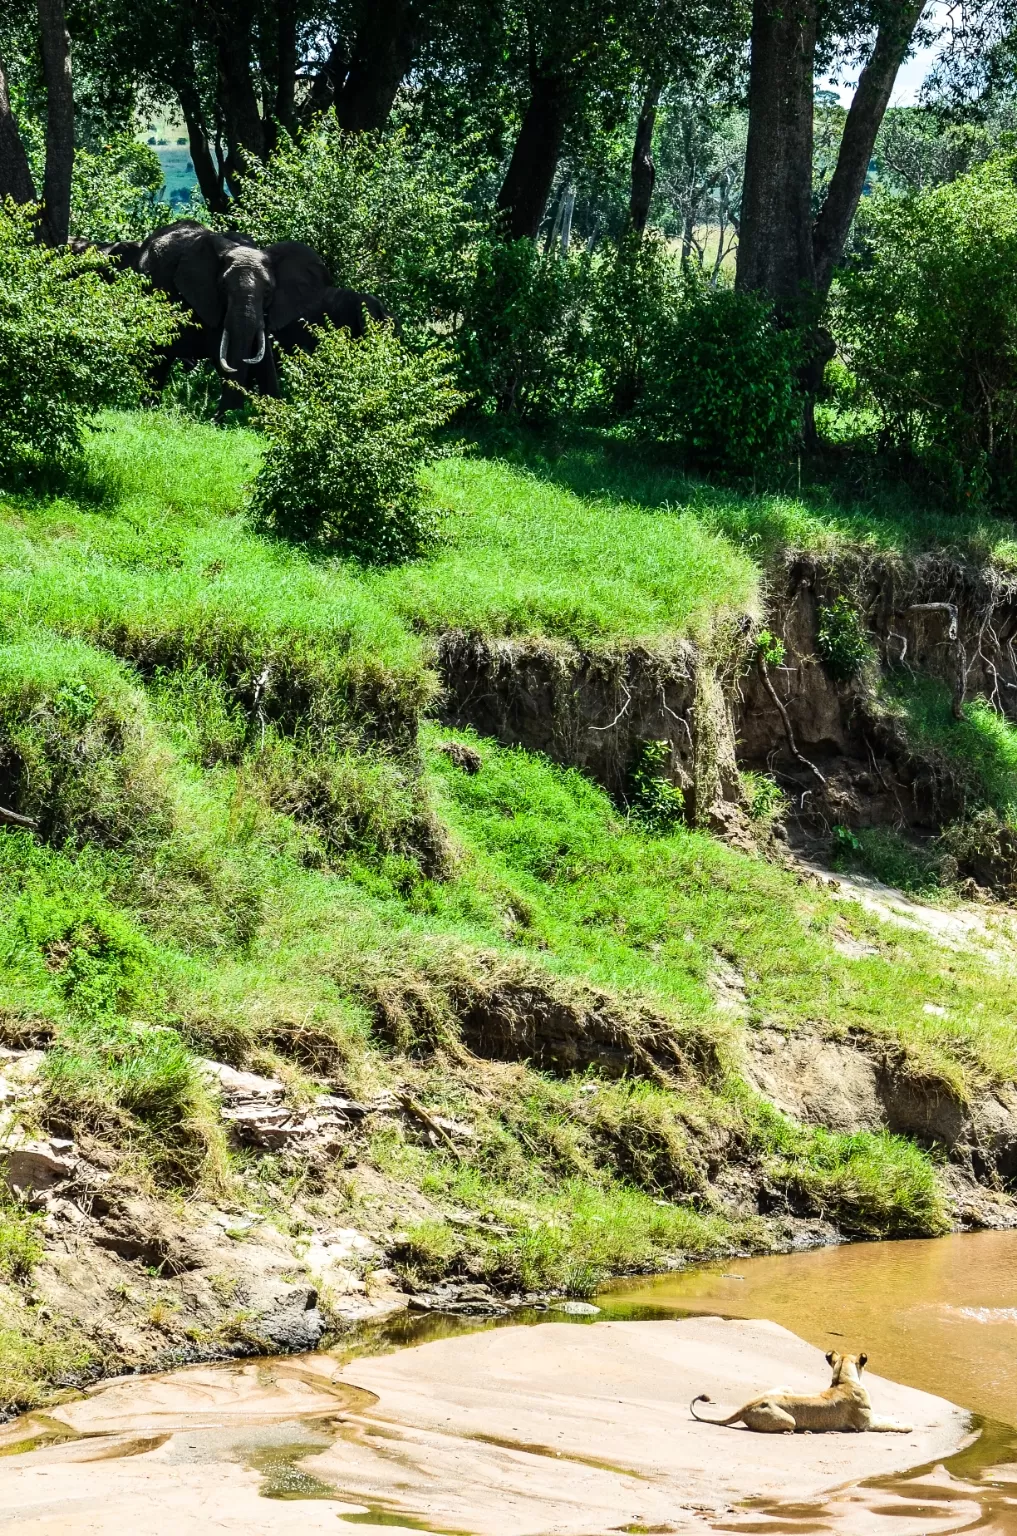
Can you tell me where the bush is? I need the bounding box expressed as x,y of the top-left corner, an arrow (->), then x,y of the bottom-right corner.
252,322 -> 465,562
69,136 -> 166,242
588,233 -> 684,414
232,120 -> 487,335
456,238 -> 598,419
640,281 -> 803,472
0,206 -> 177,472
815,595 -> 872,681
834,156 -> 1017,506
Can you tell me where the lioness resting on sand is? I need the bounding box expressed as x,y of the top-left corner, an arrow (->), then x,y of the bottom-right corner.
690,1350 -> 913,1434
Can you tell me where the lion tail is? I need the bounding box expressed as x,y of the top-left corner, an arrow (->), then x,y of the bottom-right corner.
690,1393 -> 743,1426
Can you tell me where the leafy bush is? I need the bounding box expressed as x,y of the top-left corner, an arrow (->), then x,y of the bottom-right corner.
640,281 -> 803,472
70,135 -> 166,241
627,739 -> 685,830
588,233 -> 684,413
0,206 -> 177,471
815,595 -> 872,681
834,156 -> 1017,505
232,120 -> 487,335
253,322 -> 465,562
456,238 -> 598,419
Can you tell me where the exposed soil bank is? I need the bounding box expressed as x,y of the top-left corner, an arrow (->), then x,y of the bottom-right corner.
0,1317 -> 969,1534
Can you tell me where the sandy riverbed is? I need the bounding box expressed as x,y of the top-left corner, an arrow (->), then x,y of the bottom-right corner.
0,1316 -> 972,1534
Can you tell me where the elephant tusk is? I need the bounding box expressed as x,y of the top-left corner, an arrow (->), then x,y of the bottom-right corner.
244,330 -> 266,365
219,327 -> 238,376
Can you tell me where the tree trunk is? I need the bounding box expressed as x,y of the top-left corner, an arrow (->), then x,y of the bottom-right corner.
497,69 -> 570,241
177,76 -> 229,213
812,0 -> 926,296
36,0 -> 73,245
736,0 -> 818,306
335,0 -> 416,132
274,0 -> 298,136
0,51 -> 37,206
305,37 -> 347,119
213,0 -> 265,191
629,76 -> 662,234
559,185 -> 575,252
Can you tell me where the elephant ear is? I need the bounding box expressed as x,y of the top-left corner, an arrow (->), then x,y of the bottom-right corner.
265,241 -> 331,333
173,235 -> 227,329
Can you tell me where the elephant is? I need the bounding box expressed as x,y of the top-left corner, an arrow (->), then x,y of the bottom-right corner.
136,221 -> 330,414
66,238 -> 143,275
274,286 -> 393,356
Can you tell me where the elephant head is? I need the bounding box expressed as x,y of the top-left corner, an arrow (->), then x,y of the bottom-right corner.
139,224 -> 330,387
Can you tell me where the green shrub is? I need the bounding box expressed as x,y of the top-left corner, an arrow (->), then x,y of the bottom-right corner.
232,120 -> 487,336
69,136 -> 166,242
640,282 -> 803,472
588,233 -> 684,414
0,206 -> 178,472
0,1197 -> 44,1282
627,739 -> 685,831
253,323 -> 465,562
834,156 -> 1017,505
815,595 -> 872,681
456,238 -> 599,420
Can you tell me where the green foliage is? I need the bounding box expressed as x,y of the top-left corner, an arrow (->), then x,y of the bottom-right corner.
0,207 -> 178,473
741,769 -> 787,825
815,595 -> 871,681
627,739 -> 685,830
748,1098 -> 948,1237
754,629 -> 786,667
253,324 -> 465,562
232,121 -> 487,335
835,156 -> 1017,507
640,281 -> 804,472
588,232 -> 684,413
831,824 -> 948,895
0,634 -> 177,848
70,135 -> 166,241
457,239 -> 598,420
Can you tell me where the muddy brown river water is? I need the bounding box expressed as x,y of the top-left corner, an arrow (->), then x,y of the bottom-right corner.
5,1231 -> 1017,1533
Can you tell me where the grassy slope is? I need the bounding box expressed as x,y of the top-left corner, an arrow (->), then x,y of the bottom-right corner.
5,411 -> 1017,1401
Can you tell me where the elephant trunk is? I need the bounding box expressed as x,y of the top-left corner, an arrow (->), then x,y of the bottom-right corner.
220,283 -> 264,378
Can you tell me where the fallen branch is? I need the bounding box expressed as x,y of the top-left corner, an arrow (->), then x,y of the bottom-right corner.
0,804 -> 38,830
756,655 -> 826,786
398,1092 -> 462,1159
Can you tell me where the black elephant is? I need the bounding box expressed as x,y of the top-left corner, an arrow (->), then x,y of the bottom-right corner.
274,285 -> 393,356
66,238 -> 143,274
137,221 -> 330,413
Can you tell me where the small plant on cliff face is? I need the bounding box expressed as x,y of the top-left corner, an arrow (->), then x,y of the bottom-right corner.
816,596 -> 872,682
754,629 -> 787,669
0,1195 -> 44,1282
627,740 -> 685,831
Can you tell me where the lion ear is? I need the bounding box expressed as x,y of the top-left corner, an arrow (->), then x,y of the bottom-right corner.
859,1353 -> 868,1369
825,1351 -> 835,1365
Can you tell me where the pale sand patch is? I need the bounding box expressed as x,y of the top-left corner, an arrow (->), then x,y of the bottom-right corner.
0,1317 -> 972,1534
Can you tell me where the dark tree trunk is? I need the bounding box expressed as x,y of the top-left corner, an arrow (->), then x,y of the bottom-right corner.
629,76 -> 662,235
812,0 -> 926,295
177,76 -> 229,213
305,36 -> 347,119
736,0 -> 818,306
334,0 -> 416,132
36,0 -> 73,245
274,0 -> 298,136
213,0 -> 265,191
0,51 -> 37,206
496,69 -> 570,241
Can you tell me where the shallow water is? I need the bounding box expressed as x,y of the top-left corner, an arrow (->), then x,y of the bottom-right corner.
604,1229 -> 1017,1428
6,1232 -> 1017,1532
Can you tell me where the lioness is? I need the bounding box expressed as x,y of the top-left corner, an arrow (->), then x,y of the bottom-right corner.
690,1350 -> 912,1434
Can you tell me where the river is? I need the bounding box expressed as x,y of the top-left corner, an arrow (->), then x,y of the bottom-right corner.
4,1231 -> 1017,1533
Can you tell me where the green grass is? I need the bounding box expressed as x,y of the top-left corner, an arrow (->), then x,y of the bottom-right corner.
1,405 -> 1015,1330
368,456 -> 760,646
